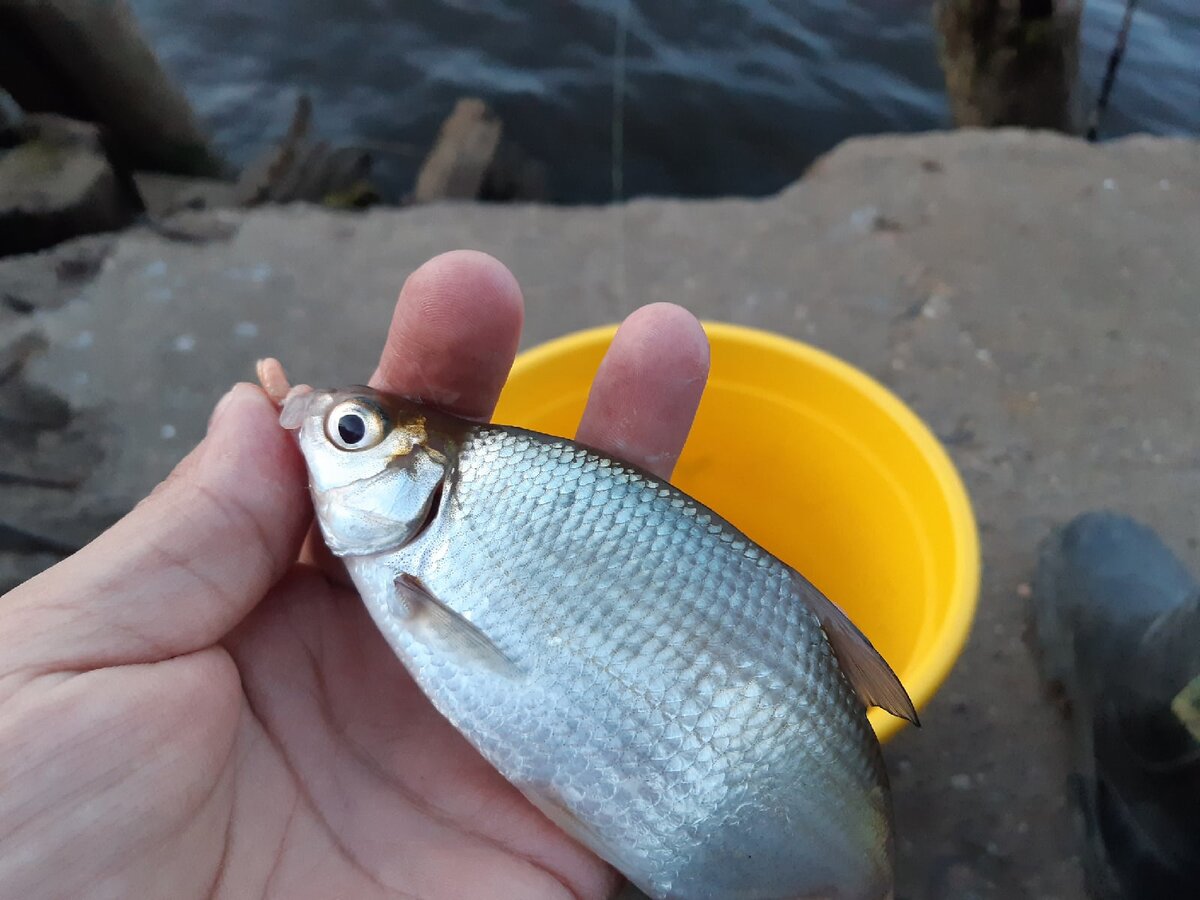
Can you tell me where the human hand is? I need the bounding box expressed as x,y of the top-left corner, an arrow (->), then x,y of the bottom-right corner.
0,251 -> 710,899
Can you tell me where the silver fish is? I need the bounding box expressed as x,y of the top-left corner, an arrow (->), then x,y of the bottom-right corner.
278,377 -> 917,900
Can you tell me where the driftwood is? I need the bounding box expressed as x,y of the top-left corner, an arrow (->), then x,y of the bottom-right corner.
414,98 -> 545,203
234,96 -> 376,208
0,0 -> 220,175
414,98 -> 503,203
933,0 -> 1083,132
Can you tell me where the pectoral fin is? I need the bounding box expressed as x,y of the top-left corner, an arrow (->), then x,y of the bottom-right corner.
394,574 -> 522,678
796,577 -> 920,725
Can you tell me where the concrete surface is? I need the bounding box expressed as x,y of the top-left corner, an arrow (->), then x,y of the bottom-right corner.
3,128 -> 1199,898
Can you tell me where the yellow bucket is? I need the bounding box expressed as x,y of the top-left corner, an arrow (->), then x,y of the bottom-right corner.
494,322 -> 979,742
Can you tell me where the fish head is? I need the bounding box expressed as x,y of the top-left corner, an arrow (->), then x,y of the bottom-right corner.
281,384 -> 457,557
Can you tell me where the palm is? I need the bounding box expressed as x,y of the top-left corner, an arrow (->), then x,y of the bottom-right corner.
0,568 -> 612,899
0,252 -> 707,900
217,566 -> 616,899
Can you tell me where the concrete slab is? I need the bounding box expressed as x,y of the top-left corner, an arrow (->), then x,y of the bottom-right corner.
3,129 -> 1198,898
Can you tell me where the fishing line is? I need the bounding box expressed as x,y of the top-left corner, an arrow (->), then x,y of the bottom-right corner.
612,0 -> 628,204
1087,0 -> 1140,142
611,0 -> 630,305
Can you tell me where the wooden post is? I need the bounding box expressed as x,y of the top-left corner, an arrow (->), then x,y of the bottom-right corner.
933,0 -> 1084,133
0,0 -> 221,175
413,98 -> 546,203
414,98 -> 503,203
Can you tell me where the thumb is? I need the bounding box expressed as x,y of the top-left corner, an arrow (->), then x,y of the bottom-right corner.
0,384 -> 311,676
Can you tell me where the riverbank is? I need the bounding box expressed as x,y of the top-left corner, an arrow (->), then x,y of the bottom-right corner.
120,0 -> 1200,202
2,127 -> 1197,896
0,95 -> 547,257
6,0 -> 1199,213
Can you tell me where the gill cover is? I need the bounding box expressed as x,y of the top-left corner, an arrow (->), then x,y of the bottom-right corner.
315,448 -> 447,556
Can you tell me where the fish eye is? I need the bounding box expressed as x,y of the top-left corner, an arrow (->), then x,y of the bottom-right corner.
325,399 -> 387,451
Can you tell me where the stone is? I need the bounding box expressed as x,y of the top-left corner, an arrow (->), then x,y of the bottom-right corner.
133,172 -> 237,218
4,130 -> 1200,898
0,117 -> 141,256
0,232 -> 114,312
0,0 -> 220,175
0,92 -> 17,131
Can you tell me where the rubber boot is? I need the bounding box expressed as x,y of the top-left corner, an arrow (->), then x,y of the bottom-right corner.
1032,511 -> 1200,899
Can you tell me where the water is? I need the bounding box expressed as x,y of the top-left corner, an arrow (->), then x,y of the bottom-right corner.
128,0 -> 1199,203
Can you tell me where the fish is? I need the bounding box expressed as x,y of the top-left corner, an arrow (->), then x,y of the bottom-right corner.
262,360 -> 917,900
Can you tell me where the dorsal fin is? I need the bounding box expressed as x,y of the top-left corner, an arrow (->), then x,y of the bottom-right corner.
796,577 -> 920,725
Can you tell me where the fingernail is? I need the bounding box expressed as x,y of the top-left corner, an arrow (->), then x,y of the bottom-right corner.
208,386 -> 239,433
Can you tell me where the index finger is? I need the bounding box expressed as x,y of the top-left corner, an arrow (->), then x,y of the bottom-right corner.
370,250 -> 525,420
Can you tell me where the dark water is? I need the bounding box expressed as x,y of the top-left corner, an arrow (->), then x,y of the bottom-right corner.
128,0 -> 1199,203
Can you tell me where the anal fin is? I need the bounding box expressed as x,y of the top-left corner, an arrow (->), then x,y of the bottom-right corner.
394,573 -> 522,678
795,577 -> 920,725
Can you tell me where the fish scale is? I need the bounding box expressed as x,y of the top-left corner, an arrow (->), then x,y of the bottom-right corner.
347,426 -> 890,898
284,383 -> 909,900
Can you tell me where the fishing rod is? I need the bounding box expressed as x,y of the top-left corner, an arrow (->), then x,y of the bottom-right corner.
1087,0 -> 1140,142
